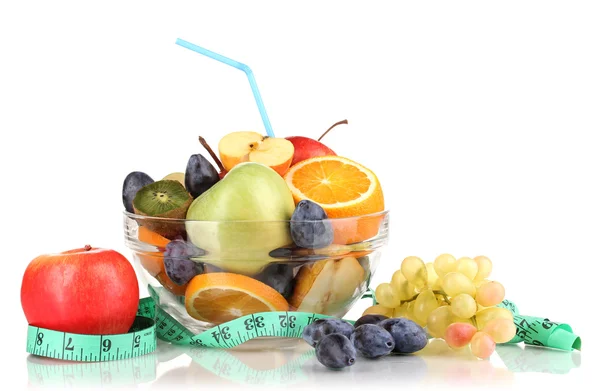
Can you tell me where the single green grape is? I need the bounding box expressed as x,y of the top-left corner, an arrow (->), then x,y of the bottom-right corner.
442,272 -> 476,297
451,293 -> 477,319
401,256 -> 428,290
473,255 -> 493,281
413,289 -> 439,325
483,318 -> 517,343
391,270 -> 416,300
470,331 -> 496,359
426,305 -> 454,338
456,257 -> 478,280
434,253 -> 456,278
375,282 -> 401,308
445,322 -> 477,349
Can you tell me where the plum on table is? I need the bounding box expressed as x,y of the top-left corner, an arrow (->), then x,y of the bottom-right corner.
378,318 -> 428,354
315,333 -> 356,369
351,324 -> 395,358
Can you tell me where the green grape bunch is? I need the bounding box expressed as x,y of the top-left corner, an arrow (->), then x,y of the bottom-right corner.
364,254 -> 516,359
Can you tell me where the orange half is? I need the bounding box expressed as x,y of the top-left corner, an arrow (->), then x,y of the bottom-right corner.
284,156 -> 385,243
185,273 -> 289,323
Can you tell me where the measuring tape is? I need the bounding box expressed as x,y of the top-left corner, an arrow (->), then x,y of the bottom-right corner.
26,298 -> 157,362
26,285 -> 348,362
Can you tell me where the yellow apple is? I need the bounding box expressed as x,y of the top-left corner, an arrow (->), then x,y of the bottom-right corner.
218,131 -> 294,176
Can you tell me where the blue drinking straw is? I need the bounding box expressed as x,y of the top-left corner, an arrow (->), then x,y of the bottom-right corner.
175,38 -> 275,138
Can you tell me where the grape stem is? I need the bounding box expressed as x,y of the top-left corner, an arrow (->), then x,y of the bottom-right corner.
400,290 -> 452,305
400,293 -> 420,305
432,290 -> 452,305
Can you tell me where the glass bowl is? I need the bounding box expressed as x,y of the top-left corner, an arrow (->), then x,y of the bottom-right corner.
123,210 -> 389,344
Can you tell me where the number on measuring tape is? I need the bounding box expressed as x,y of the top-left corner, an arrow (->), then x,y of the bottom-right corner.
65,338 -> 74,351
255,315 -> 265,329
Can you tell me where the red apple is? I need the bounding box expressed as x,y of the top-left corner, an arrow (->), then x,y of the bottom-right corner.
286,119 -> 347,166
21,245 -> 139,335
286,136 -> 336,167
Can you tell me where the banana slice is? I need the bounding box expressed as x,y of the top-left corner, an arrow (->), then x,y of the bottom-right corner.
289,257 -> 364,315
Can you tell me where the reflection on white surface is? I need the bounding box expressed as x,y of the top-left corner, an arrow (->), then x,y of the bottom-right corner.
26,351 -> 158,387
25,339 -> 582,388
495,344 -> 581,374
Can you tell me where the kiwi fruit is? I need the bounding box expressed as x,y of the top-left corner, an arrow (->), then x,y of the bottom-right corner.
133,180 -> 193,238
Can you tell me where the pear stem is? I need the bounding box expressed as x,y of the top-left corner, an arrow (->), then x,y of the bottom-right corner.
318,119 -> 348,142
198,136 -> 226,172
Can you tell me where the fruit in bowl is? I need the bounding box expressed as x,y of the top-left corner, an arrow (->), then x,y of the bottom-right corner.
186,162 -> 295,275
122,123 -> 388,332
219,131 -> 294,176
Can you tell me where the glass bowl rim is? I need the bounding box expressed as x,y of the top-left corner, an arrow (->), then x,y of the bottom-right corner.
123,209 -> 389,223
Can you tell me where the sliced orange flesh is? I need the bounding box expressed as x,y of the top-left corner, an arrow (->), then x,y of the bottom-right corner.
191,289 -> 272,323
284,155 -> 383,215
292,159 -> 371,203
185,273 -> 289,324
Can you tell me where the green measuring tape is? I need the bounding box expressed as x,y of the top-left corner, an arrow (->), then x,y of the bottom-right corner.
26,300 -> 157,361
26,285 -> 340,362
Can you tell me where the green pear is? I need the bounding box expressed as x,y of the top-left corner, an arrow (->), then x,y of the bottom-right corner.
185,162 -> 295,275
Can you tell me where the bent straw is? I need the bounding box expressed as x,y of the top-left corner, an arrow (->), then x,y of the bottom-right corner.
175,38 -> 275,137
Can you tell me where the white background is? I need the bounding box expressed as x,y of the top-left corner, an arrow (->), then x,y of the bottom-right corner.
1,1 -> 598,389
